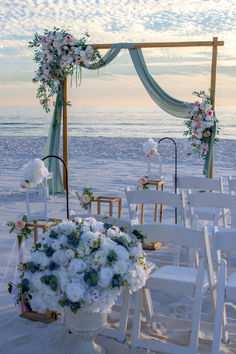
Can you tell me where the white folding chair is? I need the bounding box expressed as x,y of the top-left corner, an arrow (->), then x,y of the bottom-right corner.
125,187 -> 188,265
176,175 -> 227,228
211,229 -> 236,353
188,192 -> 236,230
130,223 -> 216,354
228,176 -> 236,195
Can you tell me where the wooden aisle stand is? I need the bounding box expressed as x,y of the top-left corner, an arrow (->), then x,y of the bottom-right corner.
61,38 -> 223,186
20,218 -> 62,322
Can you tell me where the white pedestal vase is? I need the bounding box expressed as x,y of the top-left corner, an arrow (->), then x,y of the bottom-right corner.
65,308 -> 107,354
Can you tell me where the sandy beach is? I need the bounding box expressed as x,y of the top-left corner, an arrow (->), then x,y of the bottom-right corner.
1,135 -> 236,353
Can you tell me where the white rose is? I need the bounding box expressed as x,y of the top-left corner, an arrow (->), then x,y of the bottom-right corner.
143,139 -> 157,154
115,245 -> 130,260
51,239 -> 60,251
31,251 -> 50,267
52,250 -> 68,265
65,249 -> 75,259
98,267 -> 114,287
68,258 -> 87,274
66,282 -> 85,302
31,273 -> 44,290
112,261 -> 129,275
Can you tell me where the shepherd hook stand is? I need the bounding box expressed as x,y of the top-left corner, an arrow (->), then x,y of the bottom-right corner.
158,137 -> 177,224
42,155 -> 70,220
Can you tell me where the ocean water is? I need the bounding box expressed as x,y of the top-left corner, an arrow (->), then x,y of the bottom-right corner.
0,105 -> 235,139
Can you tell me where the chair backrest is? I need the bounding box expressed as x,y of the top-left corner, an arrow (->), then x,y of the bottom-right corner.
228,176 -> 236,195
188,192 -> 236,228
175,175 -> 224,193
125,187 -> 187,226
213,228 -> 236,259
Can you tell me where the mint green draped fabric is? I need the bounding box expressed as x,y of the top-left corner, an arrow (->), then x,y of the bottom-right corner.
203,122 -> 216,177
44,84 -> 64,193
129,48 -> 193,118
45,44 -> 215,192
45,46 -> 123,193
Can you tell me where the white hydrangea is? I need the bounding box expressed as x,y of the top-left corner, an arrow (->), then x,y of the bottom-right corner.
24,158 -> 49,185
66,282 -> 86,302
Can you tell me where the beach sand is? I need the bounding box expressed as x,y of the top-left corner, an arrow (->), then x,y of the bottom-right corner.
1,136 -> 236,353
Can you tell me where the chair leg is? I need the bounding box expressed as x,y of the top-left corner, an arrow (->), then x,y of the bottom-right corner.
143,288 -> 157,329
212,259 -> 228,354
189,258 -> 205,353
101,288 -> 130,343
131,288 -> 143,349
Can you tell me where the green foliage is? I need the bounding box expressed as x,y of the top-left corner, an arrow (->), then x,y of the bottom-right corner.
132,229 -> 147,243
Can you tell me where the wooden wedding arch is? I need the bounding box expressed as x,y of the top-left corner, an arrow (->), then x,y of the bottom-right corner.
61,37 -> 224,189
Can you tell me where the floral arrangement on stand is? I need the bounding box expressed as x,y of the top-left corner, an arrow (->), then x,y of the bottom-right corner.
137,176 -> 149,190
29,27 -> 102,112
20,158 -> 49,189
7,215 -> 33,246
76,187 -> 95,210
9,217 -> 150,315
184,91 -> 219,159
137,138 -> 162,189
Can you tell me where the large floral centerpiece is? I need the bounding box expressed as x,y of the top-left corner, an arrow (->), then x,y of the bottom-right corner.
29,28 -> 102,112
184,91 -> 219,160
12,217 -> 150,315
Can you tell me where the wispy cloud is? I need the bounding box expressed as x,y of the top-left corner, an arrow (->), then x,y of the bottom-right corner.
0,0 -> 235,104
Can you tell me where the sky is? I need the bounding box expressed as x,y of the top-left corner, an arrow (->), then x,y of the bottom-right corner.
0,0 -> 236,107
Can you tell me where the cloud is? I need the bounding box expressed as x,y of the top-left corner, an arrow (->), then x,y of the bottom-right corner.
0,0 -> 235,105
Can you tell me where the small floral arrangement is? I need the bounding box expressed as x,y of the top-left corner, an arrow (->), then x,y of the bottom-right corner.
20,158 -> 49,189
142,139 -> 162,179
143,138 -> 159,159
10,217 -> 150,314
137,176 -> 149,190
184,91 -> 219,159
29,27 -> 102,112
76,187 -> 95,210
7,215 -> 33,245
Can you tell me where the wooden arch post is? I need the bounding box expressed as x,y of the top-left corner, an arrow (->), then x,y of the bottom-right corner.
62,77 -> 68,190
209,37 -> 218,178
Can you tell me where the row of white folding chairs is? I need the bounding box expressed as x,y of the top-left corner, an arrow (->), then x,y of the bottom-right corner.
124,187 -> 236,353
175,175 -> 236,229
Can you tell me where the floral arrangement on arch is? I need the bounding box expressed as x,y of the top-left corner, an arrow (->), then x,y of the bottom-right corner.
29,27 -> 102,112
184,91 -> 219,159
76,187 -> 95,210
9,217 -> 150,314
20,158 -> 49,189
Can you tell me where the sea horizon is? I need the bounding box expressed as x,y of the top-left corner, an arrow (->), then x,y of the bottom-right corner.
0,105 -> 236,139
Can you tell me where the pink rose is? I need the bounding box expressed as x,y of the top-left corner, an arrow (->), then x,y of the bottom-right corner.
20,181 -> 28,189
76,56 -> 82,62
40,37 -> 47,43
194,101 -> 200,106
66,35 -> 71,41
207,110 -> 213,116
197,121 -> 201,128
139,177 -> 147,184
203,131 -> 211,137
15,219 -> 25,230
146,154 -> 150,158
202,146 -> 208,152
151,148 -> 157,155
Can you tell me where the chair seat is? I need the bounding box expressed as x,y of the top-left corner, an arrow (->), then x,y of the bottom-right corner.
226,272 -> 236,301
193,207 -> 221,220
146,265 -> 210,296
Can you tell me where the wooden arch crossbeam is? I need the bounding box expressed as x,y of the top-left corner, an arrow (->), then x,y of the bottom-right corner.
62,37 -> 224,188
